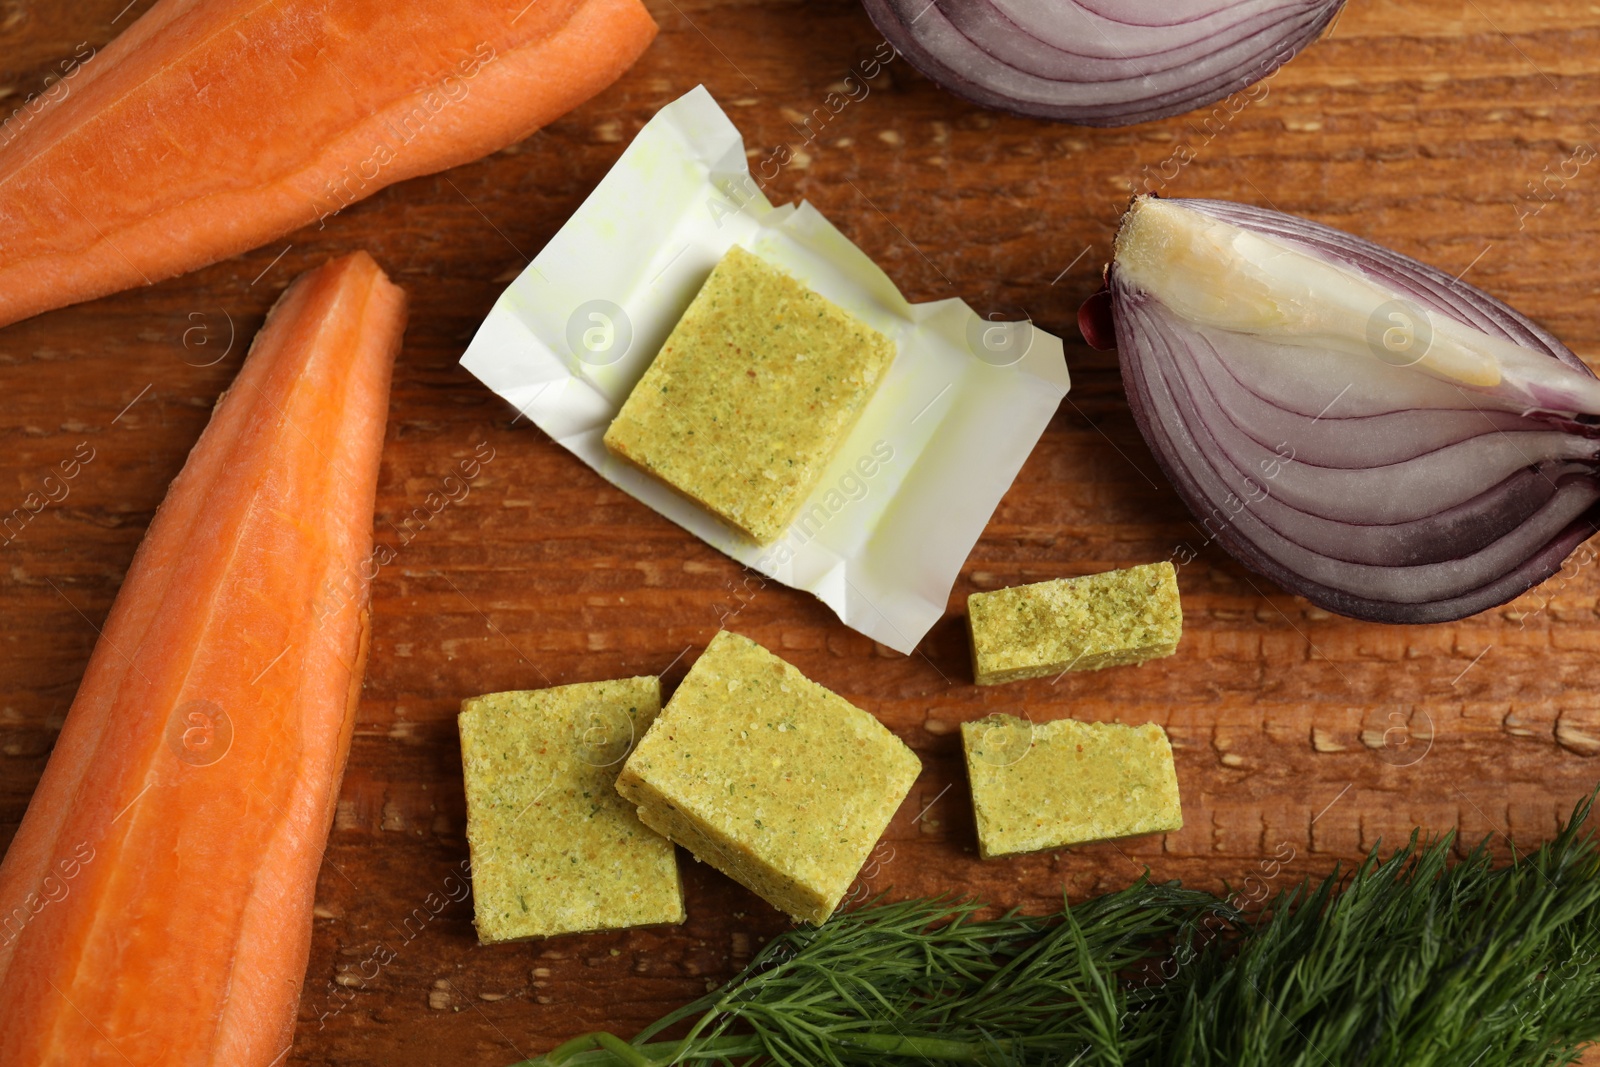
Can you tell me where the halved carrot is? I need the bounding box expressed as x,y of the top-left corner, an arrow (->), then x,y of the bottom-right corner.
0,252 -> 404,1065
0,0 -> 657,328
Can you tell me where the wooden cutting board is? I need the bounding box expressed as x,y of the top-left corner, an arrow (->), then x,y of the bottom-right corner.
4,1 -> 1599,1062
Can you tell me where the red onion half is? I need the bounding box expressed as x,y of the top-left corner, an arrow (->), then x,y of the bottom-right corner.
1087,196 -> 1600,624
860,0 -> 1345,127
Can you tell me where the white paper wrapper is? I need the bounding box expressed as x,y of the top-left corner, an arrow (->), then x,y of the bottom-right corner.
460,86 -> 1070,654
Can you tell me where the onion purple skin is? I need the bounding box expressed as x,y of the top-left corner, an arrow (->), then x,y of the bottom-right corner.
860,0 -> 1346,128
1094,198 -> 1600,625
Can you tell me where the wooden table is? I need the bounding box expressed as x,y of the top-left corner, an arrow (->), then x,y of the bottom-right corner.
4,1 -> 1600,1062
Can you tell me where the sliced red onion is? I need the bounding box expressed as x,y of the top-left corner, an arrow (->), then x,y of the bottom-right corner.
1089,196 -> 1600,623
860,0 -> 1345,127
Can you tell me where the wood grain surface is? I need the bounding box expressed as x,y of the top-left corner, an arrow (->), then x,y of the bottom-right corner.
5,1 -> 1600,1063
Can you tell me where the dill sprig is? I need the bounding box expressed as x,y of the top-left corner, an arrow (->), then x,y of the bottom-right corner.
514,790 -> 1600,1067
1159,791 -> 1600,1067
527,880 -> 1231,1066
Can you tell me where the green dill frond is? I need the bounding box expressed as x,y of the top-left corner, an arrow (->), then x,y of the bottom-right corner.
518,789 -> 1600,1067
1157,791 -> 1600,1067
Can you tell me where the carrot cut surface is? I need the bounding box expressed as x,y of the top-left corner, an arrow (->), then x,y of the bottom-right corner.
0,0 -> 657,327
0,252 -> 405,1066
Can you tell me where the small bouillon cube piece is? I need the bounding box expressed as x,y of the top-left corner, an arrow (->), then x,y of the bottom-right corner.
603,245 -> 896,544
459,677 -> 684,943
967,561 -> 1182,685
616,631 -> 921,924
962,715 -> 1182,859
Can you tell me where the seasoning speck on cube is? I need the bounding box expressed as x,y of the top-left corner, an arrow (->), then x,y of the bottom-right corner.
967,561 -> 1182,685
458,676 -> 684,943
615,630 -> 921,924
603,245 -> 896,544
962,715 -> 1182,859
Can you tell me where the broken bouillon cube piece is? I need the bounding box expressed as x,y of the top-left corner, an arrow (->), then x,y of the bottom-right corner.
962,715 -> 1182,859
459,676 -> 683,942
967,562 -> 1182,685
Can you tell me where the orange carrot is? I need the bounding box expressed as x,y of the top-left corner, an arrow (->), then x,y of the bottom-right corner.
0,252 -> 404,1066
0,0 -> 657,328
